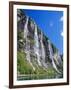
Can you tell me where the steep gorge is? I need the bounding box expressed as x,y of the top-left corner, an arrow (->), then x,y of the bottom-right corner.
17,9 -> 63,80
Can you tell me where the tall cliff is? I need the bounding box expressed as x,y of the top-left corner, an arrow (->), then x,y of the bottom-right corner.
17,9 -> 63,80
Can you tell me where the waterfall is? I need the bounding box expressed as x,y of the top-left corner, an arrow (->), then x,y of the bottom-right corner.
54,52 -> 62,66
41,32 -> 45,60
24,17 -> 35,70
57,52 -> 62,64
34,24 -> 41,66
24,16 -> 30,62
40,32 -> 47,68
48,40 -> 60,73
24,17 -> 28,39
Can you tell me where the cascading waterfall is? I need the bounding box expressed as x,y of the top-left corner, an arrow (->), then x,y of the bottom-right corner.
40,32 -> 47,68
48,40 -> 60,73
34,24 -> 41,66
57,52 -> 62,64
54,52 -> 62,66
24,16 -> 30,62
41,32 -> 45,60
24,16 -> 35,70
24,17 -> 28,39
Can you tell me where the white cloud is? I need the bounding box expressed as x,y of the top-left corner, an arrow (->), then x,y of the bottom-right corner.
61,31 -> 64,37
60,16 -> 63,22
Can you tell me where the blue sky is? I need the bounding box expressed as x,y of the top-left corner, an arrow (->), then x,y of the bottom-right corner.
22,9 -> 63,54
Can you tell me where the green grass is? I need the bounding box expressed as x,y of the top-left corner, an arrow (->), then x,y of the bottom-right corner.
17,51 -> 34,74
17,51 -> 61,80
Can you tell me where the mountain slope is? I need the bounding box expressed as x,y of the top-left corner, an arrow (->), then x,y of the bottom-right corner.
17,9 -> 63,80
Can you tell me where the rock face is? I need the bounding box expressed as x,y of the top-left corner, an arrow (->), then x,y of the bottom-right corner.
17,9 -> 63,79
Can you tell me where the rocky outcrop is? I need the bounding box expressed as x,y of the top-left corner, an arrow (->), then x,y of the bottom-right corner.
17,9 -> 63,75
